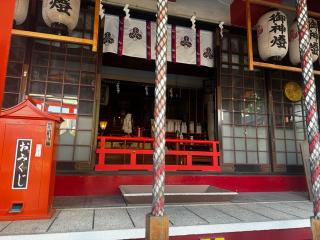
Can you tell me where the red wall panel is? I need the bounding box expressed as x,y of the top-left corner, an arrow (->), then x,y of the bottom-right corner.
54,174 -> 307,196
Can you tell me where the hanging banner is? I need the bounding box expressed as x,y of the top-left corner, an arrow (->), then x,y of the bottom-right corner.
200,30 -> 214,67
122,18 -> 147,59
103,14 -> 119,54
102,14 -> 214,68
175,26 -> 196,65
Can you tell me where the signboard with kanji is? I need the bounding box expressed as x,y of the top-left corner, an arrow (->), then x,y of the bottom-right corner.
12,139 -> 32,189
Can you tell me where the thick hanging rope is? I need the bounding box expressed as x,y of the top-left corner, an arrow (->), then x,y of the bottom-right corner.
296,0 -> 320,219
152,0 -> 168,217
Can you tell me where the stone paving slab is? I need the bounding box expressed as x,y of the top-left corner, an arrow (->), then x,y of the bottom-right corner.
212,204 -> 272,222
94,208 -> 134,230
126,207 -> 151,228
0,214 -> 58,235
165,206 -> 208,226
186,205 -> 241,224
48,209 -> 94,233
260,202 -> 312,219
285,201 -> 313,212
0,192 -> 313,237
240,203 -> 299,220
0,223 -> 10,232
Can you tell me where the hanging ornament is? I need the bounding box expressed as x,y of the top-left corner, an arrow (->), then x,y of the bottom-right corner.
14,0 -> 29,25
116,82 -> 120,94
191,14 -> 196,31
145,86 -> 149,96
123,4 -> 130,20
256,10 -> 288,61
42,0 -> 81,35
219,21 -> 224,38
289,18 -> 319,65
99,0 -> 104,19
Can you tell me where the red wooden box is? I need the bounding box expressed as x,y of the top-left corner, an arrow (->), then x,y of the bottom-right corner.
0,99 -> 62,220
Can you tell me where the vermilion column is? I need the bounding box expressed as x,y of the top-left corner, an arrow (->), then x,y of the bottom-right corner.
0,0 -> 15,109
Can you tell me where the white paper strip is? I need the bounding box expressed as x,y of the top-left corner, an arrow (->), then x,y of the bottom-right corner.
123,18 -> 147,59
200,30 -> 214,67
176,27 -> 196,65
103,14 -> 119,54
151,22 -> 172,61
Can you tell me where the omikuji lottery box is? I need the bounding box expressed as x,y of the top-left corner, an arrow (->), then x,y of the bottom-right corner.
0,99 -> 62,220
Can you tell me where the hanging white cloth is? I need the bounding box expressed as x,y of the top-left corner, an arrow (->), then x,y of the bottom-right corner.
175,26 -> 196,65
123,18 -> 147,59
200,30 -> 214,67
122,113 -> 133,134
103,14 -> 119,54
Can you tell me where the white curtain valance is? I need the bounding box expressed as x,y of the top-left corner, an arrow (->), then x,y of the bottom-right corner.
102,14 -> 214,68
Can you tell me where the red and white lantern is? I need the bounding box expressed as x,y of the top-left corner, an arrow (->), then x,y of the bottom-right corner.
289,18 -> 319,65
42,0 -> 80,35
256,10 -> 288,61
14,0 -> 29,25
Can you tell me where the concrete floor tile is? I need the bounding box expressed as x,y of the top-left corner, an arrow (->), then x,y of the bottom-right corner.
240,203 -> 299,220
285,201 -> 313,212
212,204 -> 271,222
127,207 -> 151,228
0,222 -> 11,232
165,206 -> 208,226
48,209 -> 94,233
186,205 -> 240,224
94,208 -> 134,230
262,202 -> 312,219
0,218 -> 54,235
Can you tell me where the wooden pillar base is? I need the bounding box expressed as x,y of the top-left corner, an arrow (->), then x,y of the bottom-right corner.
311,218 -> 320,240
146,214 -> 169,240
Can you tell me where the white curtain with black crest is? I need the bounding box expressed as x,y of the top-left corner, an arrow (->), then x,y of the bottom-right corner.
123,18 -> 147,59
103,14 -> 119,54
200,30 -> 214,67
176,26 -> 196,65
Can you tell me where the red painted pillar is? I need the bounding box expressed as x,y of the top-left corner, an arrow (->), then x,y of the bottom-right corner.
0,0 -> 15,109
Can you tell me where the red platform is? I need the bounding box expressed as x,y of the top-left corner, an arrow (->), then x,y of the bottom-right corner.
54,174 -> 307,196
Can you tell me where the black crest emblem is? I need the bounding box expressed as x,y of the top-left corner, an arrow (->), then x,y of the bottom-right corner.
129,27 -> 142,41
203,47 -> 214,59
103,32 -> 114,45
180,36 -> 192,48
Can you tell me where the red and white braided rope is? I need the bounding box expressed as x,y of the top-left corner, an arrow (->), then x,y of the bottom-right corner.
152,0 -> 168,217
296,0 -> 320,219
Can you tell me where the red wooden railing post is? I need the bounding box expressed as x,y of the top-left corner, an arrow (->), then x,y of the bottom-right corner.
96,136 -> 221,172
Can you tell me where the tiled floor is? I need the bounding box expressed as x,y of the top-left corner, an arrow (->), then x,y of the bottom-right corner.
0,192 -> 313,239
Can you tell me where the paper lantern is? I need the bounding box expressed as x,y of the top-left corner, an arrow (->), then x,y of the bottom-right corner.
42,0 -> 80,35
289,18 -> 319,65
256,10 -> 288,61
14,0 -> 29,25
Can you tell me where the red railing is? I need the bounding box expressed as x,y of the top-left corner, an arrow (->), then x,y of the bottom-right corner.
95,136 -> 221,171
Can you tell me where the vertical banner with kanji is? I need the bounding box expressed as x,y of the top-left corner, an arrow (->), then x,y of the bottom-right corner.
12,139 -> 32,189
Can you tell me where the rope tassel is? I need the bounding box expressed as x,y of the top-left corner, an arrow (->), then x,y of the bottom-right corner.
296,0 -> 320,219
152,0 -> 168,217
